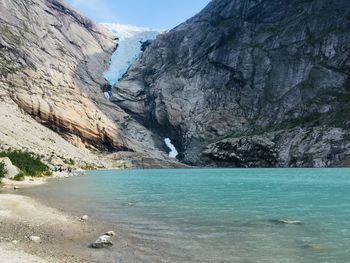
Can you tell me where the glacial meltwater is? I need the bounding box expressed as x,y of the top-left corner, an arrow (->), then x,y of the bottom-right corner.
23,168 -> 350,262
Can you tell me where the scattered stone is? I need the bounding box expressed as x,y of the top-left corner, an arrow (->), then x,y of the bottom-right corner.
301,242 -> 321,250
29,236 -> 41,243
80,215 -> 89,221
13,186 -> 19,190
302,243 -> 320,250
12,240 -> 18,244
105,231 -> 116,237
0,237 -> 11,242
90,235 -> 113,249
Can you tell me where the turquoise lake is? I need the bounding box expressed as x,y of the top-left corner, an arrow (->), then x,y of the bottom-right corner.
24,168 -> 350,262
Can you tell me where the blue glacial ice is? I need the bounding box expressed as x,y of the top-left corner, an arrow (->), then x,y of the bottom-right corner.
101,23 -> 163,86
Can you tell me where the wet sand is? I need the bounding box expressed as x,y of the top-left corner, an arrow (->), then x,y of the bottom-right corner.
0,177 -> 162,263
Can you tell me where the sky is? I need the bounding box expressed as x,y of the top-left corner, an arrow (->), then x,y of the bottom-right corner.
66,0 -> 211,29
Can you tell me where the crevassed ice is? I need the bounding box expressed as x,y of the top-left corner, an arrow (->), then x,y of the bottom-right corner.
101,23 -> 163,86
164,138 -> 178,158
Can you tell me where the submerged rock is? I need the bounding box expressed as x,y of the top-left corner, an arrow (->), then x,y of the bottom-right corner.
278,220 -> 303,225
270,219 -> 303,225
301,243 -> 322,250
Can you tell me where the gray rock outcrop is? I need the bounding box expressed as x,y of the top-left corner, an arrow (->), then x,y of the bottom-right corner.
114,0 -> 350,167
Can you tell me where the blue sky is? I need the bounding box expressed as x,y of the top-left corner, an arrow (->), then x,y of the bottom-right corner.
66,0 -> 211,29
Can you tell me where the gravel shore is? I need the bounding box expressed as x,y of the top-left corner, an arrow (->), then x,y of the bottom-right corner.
0,178 -> 160,263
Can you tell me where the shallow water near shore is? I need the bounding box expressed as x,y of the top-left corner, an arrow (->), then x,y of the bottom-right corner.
22,168 -> 350,262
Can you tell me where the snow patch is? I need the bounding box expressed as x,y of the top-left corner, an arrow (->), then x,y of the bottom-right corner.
101,23 -> 163,86
164,138 -> 178,158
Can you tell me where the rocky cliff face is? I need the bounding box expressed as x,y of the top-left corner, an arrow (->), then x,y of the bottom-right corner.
115,0 -> 350,167
0,0 -> 181,167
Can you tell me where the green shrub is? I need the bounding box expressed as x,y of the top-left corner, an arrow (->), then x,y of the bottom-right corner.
13,172 -> 25,181
42,170 -> 53,177
0,150 -> 50,177
63,158 -> 75,166
0,161 -> 7,180
80,163 -> 97,170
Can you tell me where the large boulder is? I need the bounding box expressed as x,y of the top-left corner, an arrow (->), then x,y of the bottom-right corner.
0,157 -> 20,179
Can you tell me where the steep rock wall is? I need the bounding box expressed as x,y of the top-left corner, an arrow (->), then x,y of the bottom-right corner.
115,0 -> 350,167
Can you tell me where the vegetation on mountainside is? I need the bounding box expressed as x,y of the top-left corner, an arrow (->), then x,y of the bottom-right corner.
0,53 -> 21,75
0,150 -> 51,177
63,158 -> 76,166
79,163 -> 97,170
0,25 -> 21,45
13,171 -> 25,181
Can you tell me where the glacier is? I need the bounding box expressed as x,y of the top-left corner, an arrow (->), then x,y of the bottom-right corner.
164,138 -> 178,158
101,23 -> 163,86
101,23 -> 177,158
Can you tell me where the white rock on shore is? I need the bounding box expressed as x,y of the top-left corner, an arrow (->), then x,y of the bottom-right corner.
29,236 -> 41,243
81,215 -> 89,221
105,231 -> 116,237
91,235 -> 113,249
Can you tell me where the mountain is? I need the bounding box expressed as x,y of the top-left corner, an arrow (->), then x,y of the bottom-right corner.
114,0 -> 350,167
0,0 -> 181,167
2,0 -> 349,168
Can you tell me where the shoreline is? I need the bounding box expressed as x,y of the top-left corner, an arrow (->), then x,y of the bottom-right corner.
0,193 -> 100,263
0,172 -> 159,263
0,172 -> 97,263
1,171 -> 80,189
